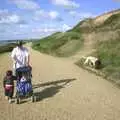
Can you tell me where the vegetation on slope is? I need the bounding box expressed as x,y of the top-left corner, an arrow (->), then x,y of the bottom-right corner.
76,12 -> 120,84
32,9 -> 120,84
95,13 -> 120,32
0,43 -> 17,53
96,38 -> 120,81
32,31 -> 84,57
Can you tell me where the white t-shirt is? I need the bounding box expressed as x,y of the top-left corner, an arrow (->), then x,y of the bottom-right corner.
11,46 -> 29,69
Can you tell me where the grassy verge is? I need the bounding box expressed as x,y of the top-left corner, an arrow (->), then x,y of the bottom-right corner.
76,38 -> 120,86
32,31 -> 84,57
0,43 -> 17,54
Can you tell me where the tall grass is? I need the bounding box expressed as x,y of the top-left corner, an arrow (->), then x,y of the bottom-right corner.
95,39 -> 120,80
32,31 -> 84,57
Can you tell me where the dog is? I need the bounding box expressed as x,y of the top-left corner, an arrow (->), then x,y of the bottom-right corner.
81,56 -> 101,69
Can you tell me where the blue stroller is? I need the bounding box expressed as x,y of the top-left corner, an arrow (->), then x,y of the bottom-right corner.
15,66 -> 35,104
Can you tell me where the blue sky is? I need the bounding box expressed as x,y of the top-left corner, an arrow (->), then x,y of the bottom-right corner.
0,0 -> 120,40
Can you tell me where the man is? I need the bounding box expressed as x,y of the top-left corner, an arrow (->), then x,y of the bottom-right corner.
11,41 -> 30,75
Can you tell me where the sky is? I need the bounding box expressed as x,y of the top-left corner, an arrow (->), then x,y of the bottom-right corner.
0,0 -> 120,40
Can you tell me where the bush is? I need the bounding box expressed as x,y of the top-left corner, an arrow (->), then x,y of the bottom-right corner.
0,43 -> 17,53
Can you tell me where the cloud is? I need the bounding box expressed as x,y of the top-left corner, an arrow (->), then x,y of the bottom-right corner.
34,10 -> 63,21
62,24 -> 72,31
32,27 -> 60,33
51,0 -> 80,9
31,23 -> 62,34
49,11 -> 59,19
10,0 -> 40,10
32,23 -> 72,34
49,11 -> 63,21
69,11 -> 96,19
0,9 -> 22,24
19,24 -> 28,28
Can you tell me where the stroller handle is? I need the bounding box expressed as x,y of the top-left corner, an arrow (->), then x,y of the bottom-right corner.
16,66 -> 32,73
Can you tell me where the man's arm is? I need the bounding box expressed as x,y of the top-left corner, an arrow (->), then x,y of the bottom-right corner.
11,48 -> 17,63
27,54 -> 30,66
25,48 -> 30,66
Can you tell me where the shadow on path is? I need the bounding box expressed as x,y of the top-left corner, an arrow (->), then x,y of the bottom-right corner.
33,78 -> 76,102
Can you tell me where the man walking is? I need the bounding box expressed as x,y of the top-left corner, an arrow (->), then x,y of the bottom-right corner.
11,41 -> 30,75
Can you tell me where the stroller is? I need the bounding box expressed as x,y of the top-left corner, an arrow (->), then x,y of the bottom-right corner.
15,66 -> 36,104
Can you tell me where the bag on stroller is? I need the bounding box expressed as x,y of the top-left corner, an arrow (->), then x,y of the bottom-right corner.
16,80 -> 32,96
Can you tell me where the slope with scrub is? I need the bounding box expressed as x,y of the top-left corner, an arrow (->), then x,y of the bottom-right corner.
32,9 -> 120,83
76,10 -> 120,84
32,31 -> 84,57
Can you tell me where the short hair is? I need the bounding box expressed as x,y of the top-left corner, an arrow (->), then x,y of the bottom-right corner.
17,40 -> 23,46
6,70 -> 13,76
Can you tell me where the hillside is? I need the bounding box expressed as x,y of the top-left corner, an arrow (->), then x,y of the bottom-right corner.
32,31 -> 84,57
32,9 -> 120,84
72,9 -> 120,32
32,9 -> 120,56
74,9 -> 120,83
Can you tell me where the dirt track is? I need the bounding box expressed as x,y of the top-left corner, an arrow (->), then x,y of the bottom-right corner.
0,45 -> 120,120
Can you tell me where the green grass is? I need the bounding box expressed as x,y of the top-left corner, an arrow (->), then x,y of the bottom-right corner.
103,13 -> 120,27
71,18 -> 95,33
0,43 -> 17,54
96,39 -> 120,80
76,38 -> 120,85
72,13 -> 120,33
95,13 -> 120,32
32,31 -> 84,57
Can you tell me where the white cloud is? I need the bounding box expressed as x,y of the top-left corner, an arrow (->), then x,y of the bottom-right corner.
49,11 -> 59,19
34,10 -> 63,21
10,0 -> 40,10
32,27 -> 60,33
52,0 -> 80,9
62,24 -> 72,32
69,11 -> 77,16
69,11 -> 96,19
19,24 -> 28,28
8,14 -> 20,23
0,10 -> 21,24
32,23 -> 72,34
35,10 -> 45,17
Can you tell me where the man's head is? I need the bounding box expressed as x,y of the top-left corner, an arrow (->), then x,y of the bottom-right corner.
17,41 -> 23,48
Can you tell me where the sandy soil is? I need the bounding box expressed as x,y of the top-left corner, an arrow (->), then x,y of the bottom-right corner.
0,45 -> 120,120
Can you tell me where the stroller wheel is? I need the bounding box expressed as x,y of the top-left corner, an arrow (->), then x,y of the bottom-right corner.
31,95 -> 36,102
15,98 -> 20,104
31,95 -> 34,102
15,92 -> 20,104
